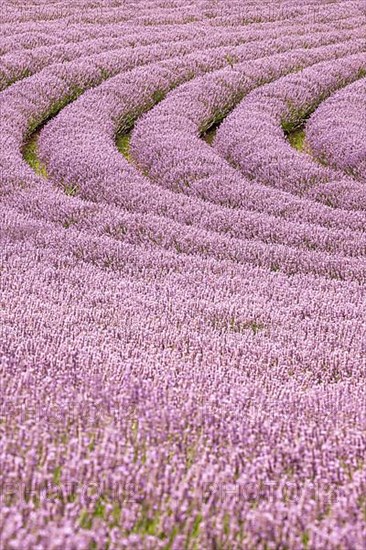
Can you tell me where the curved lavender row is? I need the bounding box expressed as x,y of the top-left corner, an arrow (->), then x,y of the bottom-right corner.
1,206 -> 366,548
3,21 -> 297,92
37,43 -> 366,258
2,208 -> 365,396
1,37 -> 363,279
1,3 -> 362,62
2,0 -> 362,29
6,159 -> 366,264
305,78 -> 366,182
3,205 -> 365,385
3,208 -> 364,397
2,34 -> 265,189
0,27 -> 355,189
6,178 -> 366,282
213,55 -> 366,209
0,16 -> 218,54
0,31 -> 66,56
3,204 -> 364,356
0,0 -> 207,28
0,2 -> 362,79
209,0 -> 365,27
4,22 -> 364,292
4,157 -> 366,288
2,17 -> 363,91
1,6 -> 362,96
3,37 -> 363,277
4,27 -> 358,185
129,46 -> 366,226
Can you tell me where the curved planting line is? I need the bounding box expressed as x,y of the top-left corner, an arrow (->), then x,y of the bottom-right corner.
4,163 -> 365,303
213,55 -> 366,211
19,20 -> 348,163
3,208 -> 365,334
11,21 -> 361,183
0,25 -> 257,91
3,207 -> 365,367
40,34 -> 364,184
3,47 -> 362,280
5,164 -> 366,284
2,0 -> 364,28
1,1 -> 207,29
282,77 -> 366,164
129,44 -> 366,228
2,37 -> 246,190
205,0 -> 365,28
0,9 -> 362,58
0,31 -> 65,56
0,38 -> 358,278
305,78 -> 366,182
1,10 -> 364,90
1,42 -> 358,272
34,42 -> 366,258
3,25 -> 365,267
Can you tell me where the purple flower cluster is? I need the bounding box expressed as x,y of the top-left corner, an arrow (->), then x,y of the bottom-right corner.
1,1 -> 366,549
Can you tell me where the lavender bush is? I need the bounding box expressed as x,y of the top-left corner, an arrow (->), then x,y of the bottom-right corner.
1,1 -> 366,549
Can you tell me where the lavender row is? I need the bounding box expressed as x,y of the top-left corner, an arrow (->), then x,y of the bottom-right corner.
128,46 -> 365,227
34,44 -> 366,263
6,163 -> 366,265
213,54 -> 366,210
2,0 -> 363,29
2,206 -> 365,393
305,78 -> 366,182
3,205 -> 365,395
2,16 -> 363,91
5,177 -> 366,284
1,5 -> 362,55
0,26 -> 359,220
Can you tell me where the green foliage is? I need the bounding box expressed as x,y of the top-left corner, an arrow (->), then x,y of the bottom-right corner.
202,126 -> 217,145
116,132 -> 131,161
301,531 -> 310,550
152,89 -> 166,104
228,318 -> 265,335
79,509 -> 93,530
132,505 -> 162,537
287,128 -> 306,151
23,133 -> 48,178
212,317 -> 266,335
64,183 -> 79,196
225,53 -> 237,68
52,465 -> 62,485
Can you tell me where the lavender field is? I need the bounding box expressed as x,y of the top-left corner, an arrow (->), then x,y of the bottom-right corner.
1,1 -> 366,548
